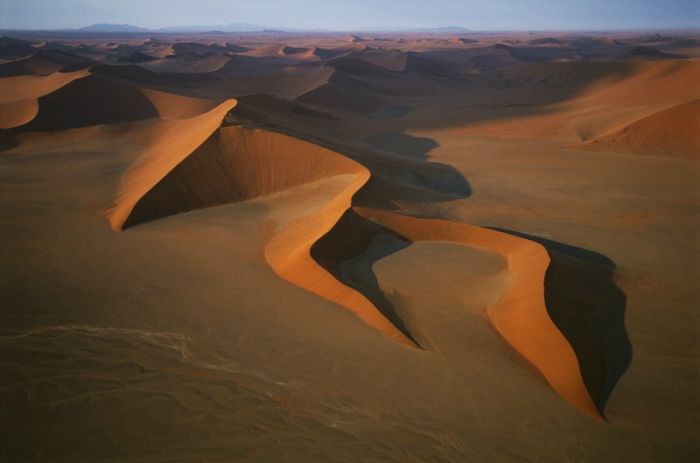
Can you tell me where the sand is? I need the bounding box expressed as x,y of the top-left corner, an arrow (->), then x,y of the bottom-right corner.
0,30 -> 698,462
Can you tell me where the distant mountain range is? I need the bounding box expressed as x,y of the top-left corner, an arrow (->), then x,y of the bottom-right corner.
72,23 -> 470,34
77,24 -> 150,33
76,23 -> 269,33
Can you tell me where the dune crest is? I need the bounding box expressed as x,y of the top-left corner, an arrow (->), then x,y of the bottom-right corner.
0,69 -> 89,128
106,99 -> 236,230
140,88 -> 224,120
352,208 -> 601,420
120,124 -> 416,346
112,117 -> 603,413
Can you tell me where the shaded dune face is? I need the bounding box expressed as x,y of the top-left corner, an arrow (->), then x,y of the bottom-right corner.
124,126 -> 365,228
116,117 -> 626,418
0,69 -> 89,129
491,229 -> 631,417
123,125 -> 416,347
350,208 -> 602,420
310,209 -> 417,344
20,75 -> 159,131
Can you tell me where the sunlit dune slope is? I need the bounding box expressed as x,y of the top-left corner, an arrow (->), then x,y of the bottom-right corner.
0,69 -> 89,128
353,208 -> 601,420
455,60 -> 700,144
120,124 -> 415,346
106,100 -> 236,230
115,116 -> 604,411
585,99 -> 700,158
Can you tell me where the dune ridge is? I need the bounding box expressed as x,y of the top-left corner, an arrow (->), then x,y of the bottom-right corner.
352,208 -> 601,419
113,114 -> 601,415
121,124 -> 416,346
106,99 -> 237,230
0,69 -> 89,128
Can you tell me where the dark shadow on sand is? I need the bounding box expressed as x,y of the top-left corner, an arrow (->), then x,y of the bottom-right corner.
491,228 -> 632,417
310,209 -> 420,347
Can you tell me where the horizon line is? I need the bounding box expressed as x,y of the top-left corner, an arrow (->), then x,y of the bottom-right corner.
2,25 -> 699,34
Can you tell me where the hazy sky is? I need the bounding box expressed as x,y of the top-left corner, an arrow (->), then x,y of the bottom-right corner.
1,0 -> 698,31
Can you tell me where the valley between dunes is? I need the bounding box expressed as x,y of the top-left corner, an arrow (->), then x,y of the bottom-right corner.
0,31 -> 698,462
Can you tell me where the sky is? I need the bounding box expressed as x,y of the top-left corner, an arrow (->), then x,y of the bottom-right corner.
1,0 -> 698,31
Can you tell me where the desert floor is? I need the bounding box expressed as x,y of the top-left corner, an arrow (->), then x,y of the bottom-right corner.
0,31 -> 699,462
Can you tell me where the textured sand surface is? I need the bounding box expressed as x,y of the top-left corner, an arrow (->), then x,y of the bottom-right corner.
1,31 -> 698,462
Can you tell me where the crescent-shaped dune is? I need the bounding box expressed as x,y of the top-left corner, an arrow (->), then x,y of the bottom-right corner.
111,117 -> 603,414
0,69 -> 89,103
106,99 -> 237,230
352,208 -> 601,420
20,74 -> 160,131
0,69 -> 90,129
120,125 -> 415,346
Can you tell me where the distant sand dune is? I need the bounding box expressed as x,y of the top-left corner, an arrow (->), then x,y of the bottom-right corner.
454,60 -> 700,144
0,98 -> 38,129
0,69 -> 89,128
585,99 -> 700,158
139,53 -> 231,73
0,69 -> 89,104
140,88 -> 223,120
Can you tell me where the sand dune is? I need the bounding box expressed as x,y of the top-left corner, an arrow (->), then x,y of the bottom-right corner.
115,116 -> 603,412
139,53 -> 231,73
0,69 -> 89,128
0,98 -> 38,129
19,74 -> 160,131
0,49 -> 93,77
120,124 -> 415,346
140,88 -> 224,119
352,208 -> 601,419
455,60 -> 700,143
0,69 -> 89,103
0,36 -> 38,60
2,30 -> 698,462
106,99 -> 236,230
586,99 -> 700,158
357,49 -> 408,71
239,44 -> 288,58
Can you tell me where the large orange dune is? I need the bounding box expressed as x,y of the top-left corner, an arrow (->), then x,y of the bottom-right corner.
109,113 -> 603,414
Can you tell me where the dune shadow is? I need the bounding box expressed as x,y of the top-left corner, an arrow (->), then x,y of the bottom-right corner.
231,96 -> 473,209
0,136 -> 20,152
364,132 -> 438,158
353,132 -> 472,210
310,209 -> 420,346
491,228 -> 632,417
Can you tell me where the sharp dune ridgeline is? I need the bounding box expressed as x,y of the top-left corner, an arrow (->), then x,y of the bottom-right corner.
1,30 -> 698,462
